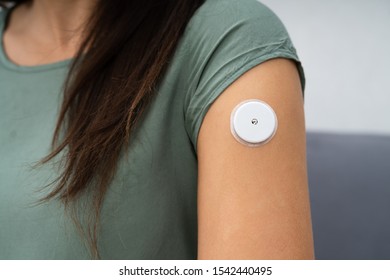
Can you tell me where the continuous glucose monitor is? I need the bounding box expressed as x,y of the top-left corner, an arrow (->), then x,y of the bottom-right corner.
230,99 -> 277,147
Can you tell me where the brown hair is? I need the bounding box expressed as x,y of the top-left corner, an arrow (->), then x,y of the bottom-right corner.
1,0 -> 205,258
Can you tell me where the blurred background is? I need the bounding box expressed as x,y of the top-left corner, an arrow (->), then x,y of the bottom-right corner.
260,0 -> 390,260
261,0 -> 390,135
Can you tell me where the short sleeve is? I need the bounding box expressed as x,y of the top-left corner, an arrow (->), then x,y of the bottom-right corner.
183,0 -> 306,153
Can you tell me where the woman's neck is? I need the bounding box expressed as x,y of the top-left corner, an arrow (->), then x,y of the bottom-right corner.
3,0 -> 97,65
24,0 -> 96,46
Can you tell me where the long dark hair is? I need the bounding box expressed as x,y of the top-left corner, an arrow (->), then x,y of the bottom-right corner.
1,0 -> 205,258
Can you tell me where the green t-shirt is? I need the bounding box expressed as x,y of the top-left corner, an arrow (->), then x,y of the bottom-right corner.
0,0 -> 305,259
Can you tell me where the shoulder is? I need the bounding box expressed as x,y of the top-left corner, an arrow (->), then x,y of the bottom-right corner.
181,0 -> 305,151
181,0 -> 299,79
193,0 -> 281,22
185,0 -> 290,42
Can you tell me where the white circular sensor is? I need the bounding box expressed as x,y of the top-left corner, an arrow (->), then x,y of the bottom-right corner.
230,99 -> 277,146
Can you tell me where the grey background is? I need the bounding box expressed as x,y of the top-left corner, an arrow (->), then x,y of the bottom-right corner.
260,0 -> 390,135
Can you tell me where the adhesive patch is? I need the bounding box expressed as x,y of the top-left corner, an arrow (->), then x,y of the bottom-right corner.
230,99 -> 277,147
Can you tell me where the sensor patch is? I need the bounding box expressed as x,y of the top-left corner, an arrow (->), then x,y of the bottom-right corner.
230,99 -> 277,147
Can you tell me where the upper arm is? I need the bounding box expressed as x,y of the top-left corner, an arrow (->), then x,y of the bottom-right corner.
196,58 -> 315,259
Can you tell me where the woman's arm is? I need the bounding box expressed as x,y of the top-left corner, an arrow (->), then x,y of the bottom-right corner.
197,58 -> 315,259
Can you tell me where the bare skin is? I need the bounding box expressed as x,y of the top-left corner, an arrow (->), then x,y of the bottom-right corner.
3,0 -> 96,66
197,58 -> 315,259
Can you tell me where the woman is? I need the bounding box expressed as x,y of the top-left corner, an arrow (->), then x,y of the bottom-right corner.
0,0 -> 314,259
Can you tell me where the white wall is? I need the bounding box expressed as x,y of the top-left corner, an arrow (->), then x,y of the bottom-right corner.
260,0 -> 390,135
